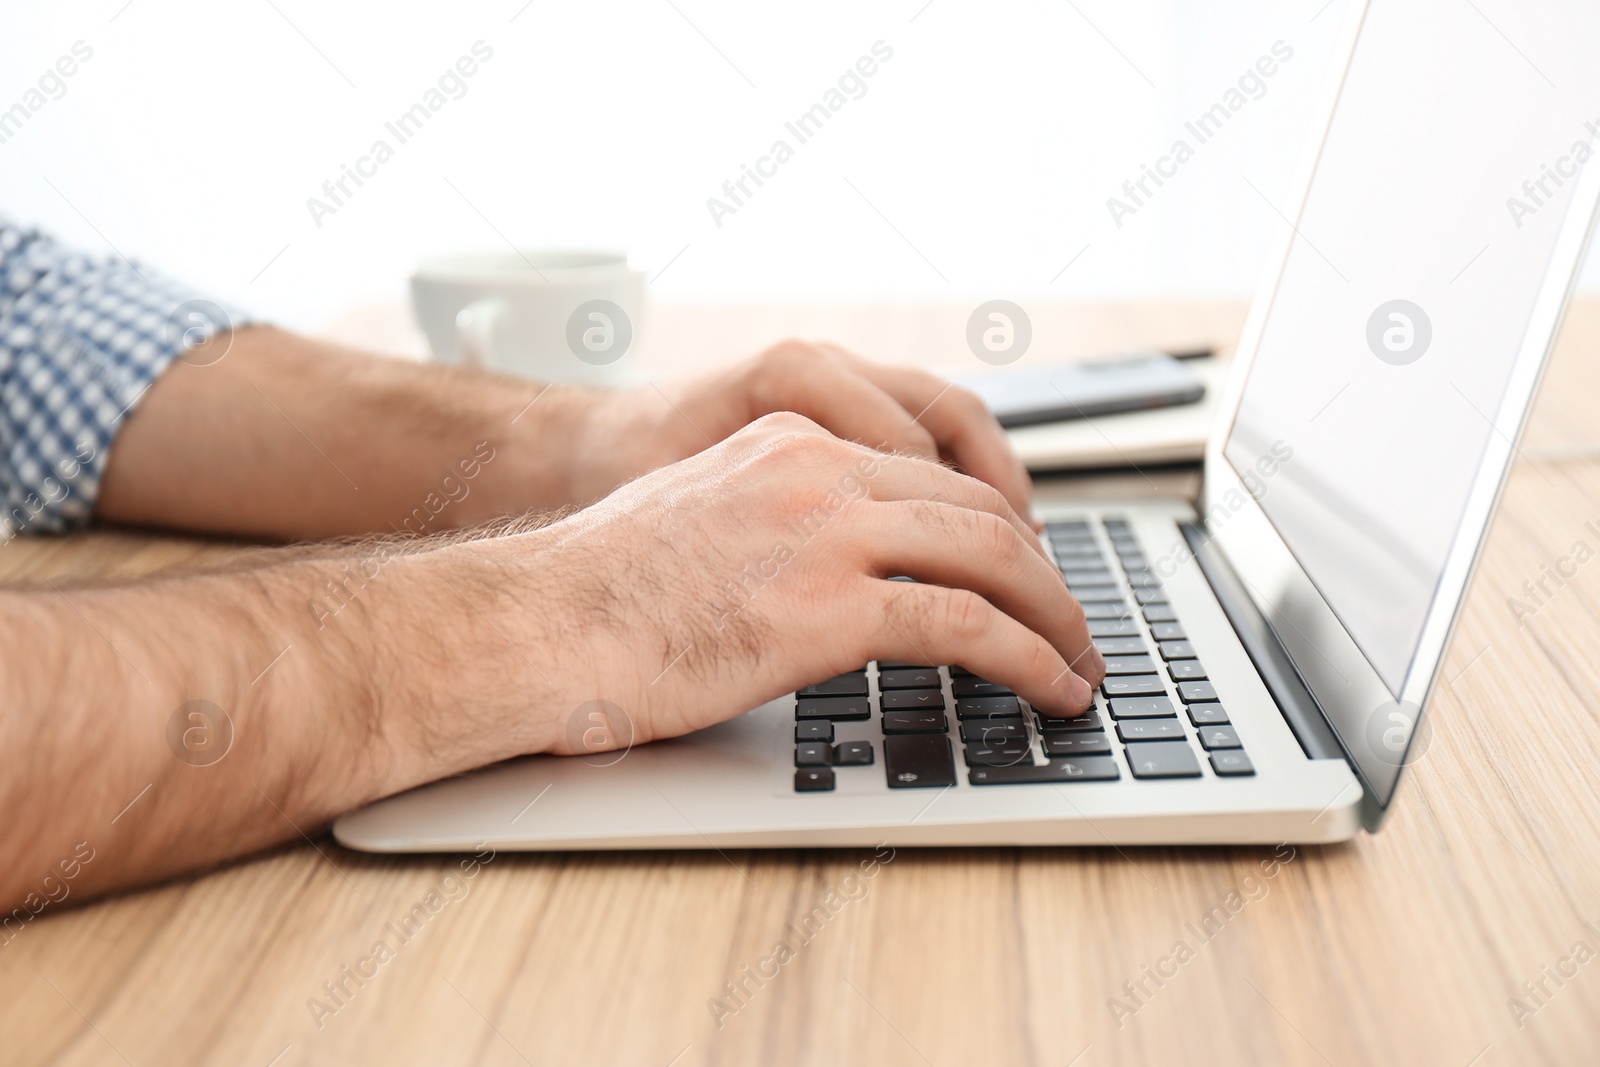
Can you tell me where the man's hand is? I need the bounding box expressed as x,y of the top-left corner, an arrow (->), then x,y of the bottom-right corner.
473,411 -> 1101,749
562,340 -> 1036,522
3,415 -> 1098,907
97,330 -> 1033,542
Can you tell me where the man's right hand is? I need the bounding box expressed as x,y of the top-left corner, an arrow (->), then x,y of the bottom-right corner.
3,414 -> 1102,908
446,412 -> 1104,758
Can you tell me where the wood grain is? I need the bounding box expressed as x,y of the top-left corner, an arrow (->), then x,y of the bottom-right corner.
5,300 -> 1600,1067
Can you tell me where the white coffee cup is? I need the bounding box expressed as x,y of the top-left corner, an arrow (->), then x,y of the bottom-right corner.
409,249 -> 645,386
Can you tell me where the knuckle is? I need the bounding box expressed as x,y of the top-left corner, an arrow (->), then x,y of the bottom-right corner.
965,475 -> 1012,519
759,339 -> 816,373
948,384 -> 990,419
746,410 -> 819,439
876,581 -> 927,644
937,588 -> 991,641
743,430 -> 850,491
1062,589 -> 1087,626
970,509 -> 1019,559
1019,633 -> 1061,684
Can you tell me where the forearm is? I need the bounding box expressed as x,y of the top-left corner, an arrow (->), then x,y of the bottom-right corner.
94,326 -> 598,540
0,532 -> 554,909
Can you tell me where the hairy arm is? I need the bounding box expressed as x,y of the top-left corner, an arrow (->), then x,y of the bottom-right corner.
94,326 -> 593,540
1,415 -> 1097,912
93,327 -> 1036,542
0,527 -> 557,911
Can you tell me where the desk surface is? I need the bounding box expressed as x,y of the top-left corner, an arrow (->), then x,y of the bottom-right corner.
7,300 -> 1600,1067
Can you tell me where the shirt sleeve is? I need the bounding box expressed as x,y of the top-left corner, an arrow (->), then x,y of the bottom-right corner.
0,219 -> 256,536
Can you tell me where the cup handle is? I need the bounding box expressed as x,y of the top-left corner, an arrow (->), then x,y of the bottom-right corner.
454,298 -> 505,367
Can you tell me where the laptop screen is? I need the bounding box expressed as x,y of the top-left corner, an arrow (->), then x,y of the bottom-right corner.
1223,0 -> 1600,698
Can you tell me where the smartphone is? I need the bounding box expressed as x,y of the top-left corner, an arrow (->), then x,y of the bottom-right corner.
957,350 -> 1207,429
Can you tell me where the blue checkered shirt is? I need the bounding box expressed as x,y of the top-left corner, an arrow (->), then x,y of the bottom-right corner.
0,220 -> 251,536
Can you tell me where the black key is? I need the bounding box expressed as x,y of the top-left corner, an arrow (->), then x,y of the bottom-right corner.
1063,571 -> 1116,589
833,740 -> 875,765
952,676 -> 1013,699
964,742 -> 1033,767
1054,544 -> 1104,561
1187,703 -> 1230,726
798,671 -> 869,697
796,695 -> 871,721
1125,741 -> 1203,779
1168,661 -> 1208,681
1124,571 -> 1162,589
1196,725 -> 1242,750
795,721 -> 834,742
1117,719 -> 1185,742
795,742 -> 831,767
956,695 -> 1023,720
879,666 -> 942,690
884,734 -> 957,788
795,767 -> 835,791
1108,696 -> 1177,719
1110,536 -> 1140,553
877,660 -> 932,670
1159,640 -> 1197,660
882,688 -> 945,711
1088,618 -> 1138,638
1042,732 -> 1112,756
1177,681 -> 1218,704
1094,637 -> 1146,656
960,719 -> 1027,743
968,756 -> 1120,785
1103,655 -> 1156,676
1143,604 -> 1179,623
1051,527 -> 1099,541
947,664 -> 976,677
1118,554 -> 1149,571
1073,586 -> 1127,603
1083,601 -> 1132,620
1101,674 -> 1167,698
1150,622 -> 1187,641
881,710 -> 949,735
1209,750 -> 1256,776
1133,587 -> 1168,605
1036,709 -> 1103,732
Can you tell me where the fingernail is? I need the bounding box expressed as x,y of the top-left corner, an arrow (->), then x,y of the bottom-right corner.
1091,645 -> 1106,677
1067,672 -> 1093,710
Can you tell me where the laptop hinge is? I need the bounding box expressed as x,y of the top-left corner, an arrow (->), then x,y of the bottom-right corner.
1180,523 -> 1344,762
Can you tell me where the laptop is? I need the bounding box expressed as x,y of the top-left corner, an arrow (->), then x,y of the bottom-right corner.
336,0 -> 1600,851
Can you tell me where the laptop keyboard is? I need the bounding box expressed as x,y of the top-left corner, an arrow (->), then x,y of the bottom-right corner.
790,516 -> 1257,792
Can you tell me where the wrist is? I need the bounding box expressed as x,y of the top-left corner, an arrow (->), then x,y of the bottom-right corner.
371,531 -> 574,780
477,382 -> 607,515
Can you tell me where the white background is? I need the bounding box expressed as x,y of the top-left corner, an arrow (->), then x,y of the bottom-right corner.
2,0 -> 1587,334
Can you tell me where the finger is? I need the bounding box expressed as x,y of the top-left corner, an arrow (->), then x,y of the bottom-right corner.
833,446 -> 1048,563
817,343 -> 1034,522
861,578 -> 1094,715
851,500 -> 1103,690
737,349 -> 940,460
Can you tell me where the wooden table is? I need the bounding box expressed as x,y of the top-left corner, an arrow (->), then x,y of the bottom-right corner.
7,300 -> 1600,1067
